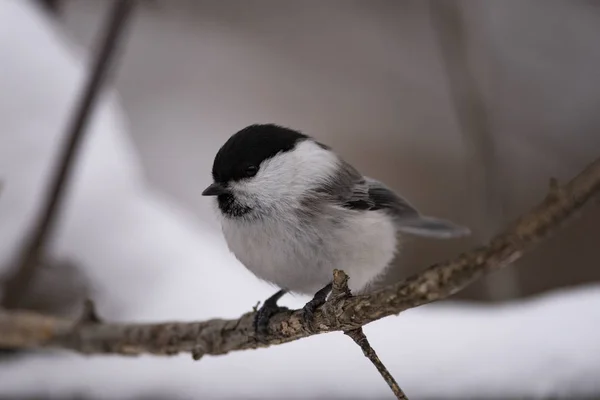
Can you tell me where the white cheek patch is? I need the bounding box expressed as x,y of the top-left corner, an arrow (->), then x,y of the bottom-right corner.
230,140 -> 339,208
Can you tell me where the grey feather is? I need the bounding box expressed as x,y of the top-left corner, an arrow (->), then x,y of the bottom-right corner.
361,178 -> 470,238
313,160 -> 371,207
316,161 -> 470,239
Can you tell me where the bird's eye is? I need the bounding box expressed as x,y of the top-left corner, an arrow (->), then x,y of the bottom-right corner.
244,165 -> 258,177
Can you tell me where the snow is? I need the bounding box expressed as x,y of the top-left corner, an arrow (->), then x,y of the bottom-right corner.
0,0 -> 599,398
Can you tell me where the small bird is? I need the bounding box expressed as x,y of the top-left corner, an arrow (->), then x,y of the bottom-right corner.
203,124 -> 470,333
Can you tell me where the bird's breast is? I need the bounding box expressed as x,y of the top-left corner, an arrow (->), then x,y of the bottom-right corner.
220,209 -> 398,295
221,215 -> 320,290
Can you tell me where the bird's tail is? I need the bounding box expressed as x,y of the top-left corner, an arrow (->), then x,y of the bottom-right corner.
396,215 -> 471,239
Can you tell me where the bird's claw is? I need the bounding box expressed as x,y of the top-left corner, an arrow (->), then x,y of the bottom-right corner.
302,283 -> 333,329
253,289 -> 287,339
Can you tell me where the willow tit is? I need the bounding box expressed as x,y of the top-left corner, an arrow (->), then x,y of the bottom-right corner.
203,124 -> 470,333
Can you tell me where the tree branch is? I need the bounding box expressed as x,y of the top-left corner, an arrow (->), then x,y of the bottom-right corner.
37,0 -> 62,15
428,1 -> 519,300
330,270 -> 407,398
345,327 -> 408,400
0,0 -> 135,309
0,157 -> 599,361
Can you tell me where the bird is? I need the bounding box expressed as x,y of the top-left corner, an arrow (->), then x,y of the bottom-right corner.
202,124 -> 470,334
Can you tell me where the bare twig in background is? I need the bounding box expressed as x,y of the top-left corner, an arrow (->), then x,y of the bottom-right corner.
15,258 -> 91,318
0,0 -> 136,309
0,156 -> 598,357
345,328 -> 408,400
428,1 -> 519,300
37,0 -> 62,15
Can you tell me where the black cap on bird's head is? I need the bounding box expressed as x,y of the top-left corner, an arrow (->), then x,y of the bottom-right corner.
202,124 -> 309,196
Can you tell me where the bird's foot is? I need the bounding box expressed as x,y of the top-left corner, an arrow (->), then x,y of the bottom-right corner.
302,283 -> 333,329
253,289 -> 288,338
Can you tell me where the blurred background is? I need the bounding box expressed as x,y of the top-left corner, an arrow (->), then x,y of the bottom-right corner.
1,0 -> 600,398
47,0 -> 599,302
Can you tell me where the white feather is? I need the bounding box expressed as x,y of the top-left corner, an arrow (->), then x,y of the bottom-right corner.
229,140 -> 338,211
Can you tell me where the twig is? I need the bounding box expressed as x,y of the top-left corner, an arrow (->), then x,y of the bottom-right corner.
331,271 -> 408,398
428,0 -> 497,220
0,0 -> 136,309
37,0 -> 62,15
428,1 -> 519,299
0,156 -> 597,357
345,328 -> 408,400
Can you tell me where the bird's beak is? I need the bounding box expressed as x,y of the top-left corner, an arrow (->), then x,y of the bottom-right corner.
202,182 -> 229,196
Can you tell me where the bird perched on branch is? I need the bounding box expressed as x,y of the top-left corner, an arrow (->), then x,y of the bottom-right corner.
203,124 -> 470,334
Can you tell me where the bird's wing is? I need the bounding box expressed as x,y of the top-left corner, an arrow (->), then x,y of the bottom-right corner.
320,162 -> 470,239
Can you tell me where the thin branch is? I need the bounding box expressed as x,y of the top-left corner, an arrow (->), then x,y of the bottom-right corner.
330,272 -> 408,398
428,1 -> 519,300
345,328 -> 408,400
1,0 -> 136,309
37,0 -> 62,15
0,156 -> 598,356
428,0 -> 499,225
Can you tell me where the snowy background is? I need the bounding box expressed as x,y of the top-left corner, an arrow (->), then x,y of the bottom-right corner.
0,0 -> 599,398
